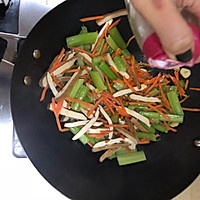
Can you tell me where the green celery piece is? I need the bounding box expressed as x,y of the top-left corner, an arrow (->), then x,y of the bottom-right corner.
111,113 -> 119,123
116,148 -> 137,156
162,85 -> 170,93
89,71 -> 107,91
159,114 -> 183,123
148,88 -> 159,96
128,104 -> 148,110
113,82 -> 124,90
70,127 -> 89,145
92,56 -> 103,66
117,150 -> 146,166
151,123 -> 168,133
106,45 -> 114,54
77,58 -> 85,66
167,91 -> 184,116
121,49 -> 132,58
136,132 -> 157,141
139,121 -> 156,134
80,25 -> 88,34
97,38 -> 105,53
106,35 -> 118,51
108,26 -> 127,49
71,85 -> 89,111
66,32 -> 98,48
139,111 -> 160,119
98,61 -> 118,81
151,118 -> 159,124
68,79 -> 84,98
169,85 -> 178,93
113,55 -> 127,72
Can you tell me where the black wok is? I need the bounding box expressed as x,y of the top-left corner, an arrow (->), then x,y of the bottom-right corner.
11,0 -> 200,199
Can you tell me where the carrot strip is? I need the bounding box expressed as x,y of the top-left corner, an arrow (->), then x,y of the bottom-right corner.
66,96 -> 93,107
126,35 -> 135,47
113,79 -> 124,83
125,146 -> 132,153
101,42 -> 108,55
148,103 -> 170,120
49,61 -> 66,73
103,97 -> 115,114
67,101 -> 70,109
123,76 -> 139,94
108,18 -> 121,30
54,47 -> 65,65
179,95 -> 190,104
89,133 -> 107,138
105,75 -> 113,94
163,121 -> 177,132
174,70 -> 179,81
79,15 -> 104,22
51,74 -> 64,88
110,66 -> 120,78
93,24 -> 109,54
87,97 -> 103,117
138,138 -> 150,144
184,79 -> 189,90
144,73 -> 161,95
82,65 -> 90,73
169,74 -> 185,96
87,142 -> 93,147
40,86 -> 48,101
182,107 -> 200,112
71,47 -> 93,57
189,87 -> 200,91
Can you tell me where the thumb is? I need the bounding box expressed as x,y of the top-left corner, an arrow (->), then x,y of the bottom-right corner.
131,0 -> 194,62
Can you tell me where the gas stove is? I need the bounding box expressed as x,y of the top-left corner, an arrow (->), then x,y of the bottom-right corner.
0,0 -> 66,158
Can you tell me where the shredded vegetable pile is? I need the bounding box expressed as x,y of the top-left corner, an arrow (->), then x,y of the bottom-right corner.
39,9 -> 199,166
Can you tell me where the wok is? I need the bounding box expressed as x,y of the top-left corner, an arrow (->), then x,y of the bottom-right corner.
11,0 -> 200,199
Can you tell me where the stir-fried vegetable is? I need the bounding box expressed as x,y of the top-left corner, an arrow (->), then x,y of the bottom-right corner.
39,8 -> 199,166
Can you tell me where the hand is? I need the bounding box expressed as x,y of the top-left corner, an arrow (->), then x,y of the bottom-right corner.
130,0 -> 200,63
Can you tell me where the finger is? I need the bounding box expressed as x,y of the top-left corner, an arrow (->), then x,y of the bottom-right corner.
131,0 -> 194,61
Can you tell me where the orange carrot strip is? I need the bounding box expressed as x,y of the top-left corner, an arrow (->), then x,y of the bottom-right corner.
99,118 -> 108,124
71,47 -> 94,57
169,74 -> 185,96
101,42 -> 108,55
79,15 -> 104,22
144,73 -> 161,95
174,70 -> 179,81
65,69 -> 80,73
184,79 -> 189,90
82,65 -> 90,73
182,107 -> 200,112
179,95 -> 190,104
163,121 -> 177,132
123,76 -> 139,94
51,74 -> 64,88
138,138 -> 150,144
40,86 -> 48,101
189,87 -> 200,91
108,18 -> 121,30
126,35 -> 135,47
55,47 -> 65,65
125,146 -> 132,153
67,101 -> 70,109
49,61 -> 66,73
52,98 -> 68,132
148,103 -> 170,120
103,97 -> 115,114
105,75 -> 113,94
110,66 -> 120,78
66,96 -> 93,107
89,133 -> 107,138
87,97 -> 103,117
113,79 -> 124,83
93,24 -> 109,54
87,142 -> 93,147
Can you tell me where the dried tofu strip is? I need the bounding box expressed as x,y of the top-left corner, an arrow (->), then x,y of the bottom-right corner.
64,120 -> 89,128
80,108 -> 94,119
113,84 -> 147,97
52,57 -> 77,76
96,9 -> 128,26
91,19 -> 113,51
46,72 -> 58,96
129,94 -> 161,103
92,143 -> 130,152
93,137 -> 133,149
99,105 -> 113,139
105,53 -> 129,79
115,127 -> 138,149
131,118 -> 149,132
48,103 -> 87,120
124,107 -> 150,127
55,68 -> 82,101
99,148 -> 120,162
72,107 -> 100,140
